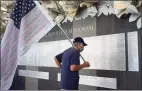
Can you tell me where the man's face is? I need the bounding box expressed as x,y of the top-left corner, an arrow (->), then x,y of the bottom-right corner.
77,43 -> 84,52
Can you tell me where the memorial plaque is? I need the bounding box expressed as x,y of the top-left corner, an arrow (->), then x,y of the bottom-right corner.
80,33 -> 126,71
127,31 -> 139,71
19,33 -> 126,71
19,70 -> 49,80
57,73 -> 117,89
18,40 -> 72,67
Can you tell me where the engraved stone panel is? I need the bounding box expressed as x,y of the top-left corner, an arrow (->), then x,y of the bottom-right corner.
19,33 -> 126,71
127,31 -> 139,71
58,73 -> 117,89
80,33 -> 126,71
19,70 -> 49,80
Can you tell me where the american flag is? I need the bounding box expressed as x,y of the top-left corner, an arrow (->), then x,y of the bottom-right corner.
1,0 -> 55,90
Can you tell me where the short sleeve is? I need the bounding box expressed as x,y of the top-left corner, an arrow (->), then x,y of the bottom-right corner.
55,53 -> 63,63
70,51 -> 80,65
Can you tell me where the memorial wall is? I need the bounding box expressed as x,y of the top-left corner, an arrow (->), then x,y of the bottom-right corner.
11,15 -> 142,90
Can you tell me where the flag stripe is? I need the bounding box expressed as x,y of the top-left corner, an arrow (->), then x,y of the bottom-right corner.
1,23 -> 15,50
19,19 -> 47,47
4,53 -> 18,80
7,37 -> 19,60
5,54 -> 18,79
19,13 -> 45,41
1,20 -> 14,45
1,24 -> 16,51
1,53 -> 17,82
28,21 -> 51,45
19,22 -> 53,56
1,32 -> 18,63
2,62 -> 17,89
1,27 -> 19,60
23,20 -> 48,44
2,47 -> 18,83
1,27 -> 19,77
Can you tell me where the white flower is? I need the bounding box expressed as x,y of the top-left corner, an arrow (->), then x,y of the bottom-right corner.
137,16 -> 142,29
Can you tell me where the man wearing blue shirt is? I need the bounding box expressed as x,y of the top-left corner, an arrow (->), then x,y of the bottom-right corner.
54,37 -> 90,90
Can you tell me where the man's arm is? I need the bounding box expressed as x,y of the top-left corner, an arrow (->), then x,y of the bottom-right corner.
70,62 -> 90,71
54,57 -> 62,69
54,53 -> 63,69
69,51 -> 90,71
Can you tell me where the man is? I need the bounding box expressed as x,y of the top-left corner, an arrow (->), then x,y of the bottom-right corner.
54,37 -> 90,90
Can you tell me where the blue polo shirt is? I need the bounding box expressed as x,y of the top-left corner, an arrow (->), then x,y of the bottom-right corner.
56,47 -> 80,90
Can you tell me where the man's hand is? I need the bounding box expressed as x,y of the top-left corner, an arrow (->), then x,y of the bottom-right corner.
70,61 -> 90,71
82,61 -> 90,67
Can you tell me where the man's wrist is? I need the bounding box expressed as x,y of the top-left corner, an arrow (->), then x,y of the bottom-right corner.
80,64 -> 85,68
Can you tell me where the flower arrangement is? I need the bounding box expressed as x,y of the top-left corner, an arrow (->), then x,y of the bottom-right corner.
1,0 -> 141,37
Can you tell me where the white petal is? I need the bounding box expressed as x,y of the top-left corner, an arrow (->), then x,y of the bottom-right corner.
137,17 -> 142,29
108,6 -> 115,15
126,5 -> 139,14
102,6 -> 109,16
55,15 -> 64,23
88,6 -> 97,17
97,5 -> 109,16
89,13 -> 97,17
67,16 -> 73,22
1,7 -> 7,11
88,6 -> 97,13
129,14 -> 141,22
62,16 -> 68,23
97,7 -> 103,17
115,9 -> 127,18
